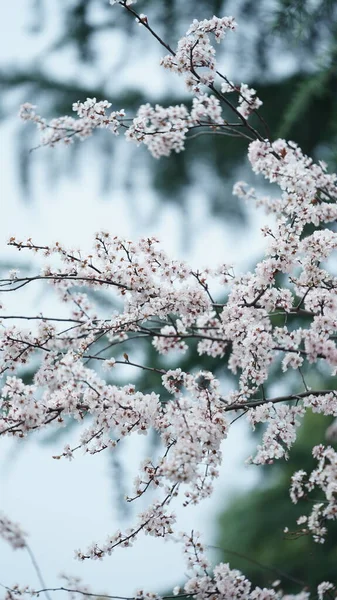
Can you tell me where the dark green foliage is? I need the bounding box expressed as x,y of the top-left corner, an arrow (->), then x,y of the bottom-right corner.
216,410 -> 337,590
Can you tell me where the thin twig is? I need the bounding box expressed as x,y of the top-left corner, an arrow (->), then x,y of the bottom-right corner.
26,545 -> 52,600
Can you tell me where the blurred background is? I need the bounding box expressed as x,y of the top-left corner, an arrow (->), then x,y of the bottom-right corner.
0,0 -> 337,594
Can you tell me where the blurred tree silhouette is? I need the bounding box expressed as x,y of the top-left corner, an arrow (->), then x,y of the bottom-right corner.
1,0 -> 336,223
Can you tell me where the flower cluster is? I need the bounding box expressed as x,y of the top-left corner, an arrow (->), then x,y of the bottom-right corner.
160,16 -> 236,91
125,103 -> 191,157
75,502 -> 176,560
290,445 -> 337,543
237,84 -> 263,118
247,404 -> 305,464
19,99 -> 125,148
0,513 -> 27,550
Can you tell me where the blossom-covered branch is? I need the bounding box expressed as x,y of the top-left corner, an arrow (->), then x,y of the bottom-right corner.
20,2 -> 264,157
1,0 -> 337,598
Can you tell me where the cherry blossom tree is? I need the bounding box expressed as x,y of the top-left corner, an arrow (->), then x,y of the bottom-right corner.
1,1 -> 336,598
